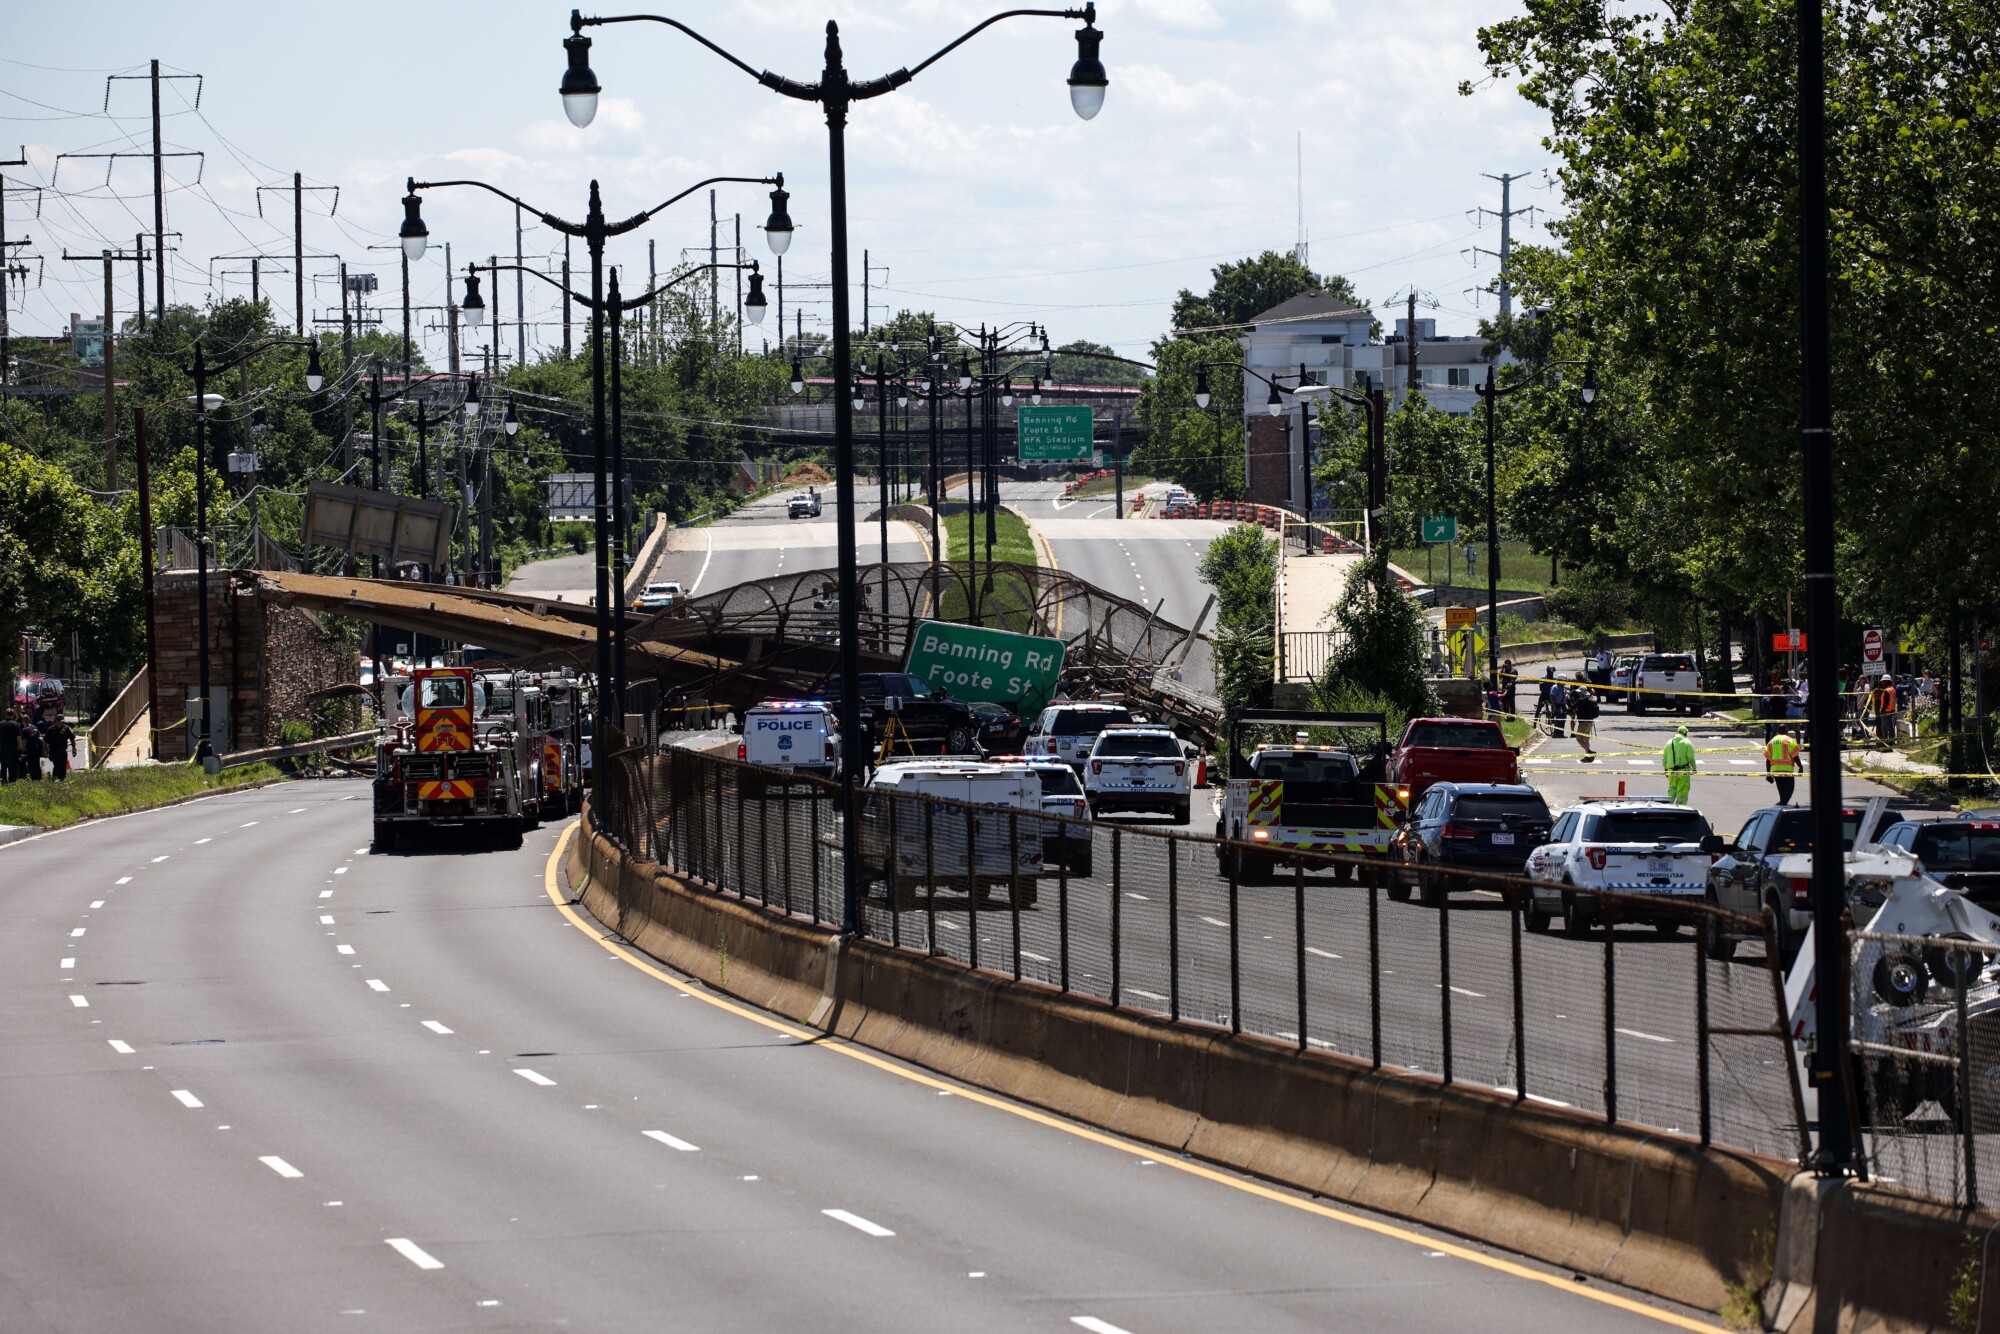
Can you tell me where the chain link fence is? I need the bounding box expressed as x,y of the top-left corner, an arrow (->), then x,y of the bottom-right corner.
1848,929 -> 2000,1207
597,745 -> 1809,1165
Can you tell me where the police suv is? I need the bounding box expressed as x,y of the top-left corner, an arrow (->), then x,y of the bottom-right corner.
1523,798 -> 1716,937
1083,724 -> 1199,823
738,699 -> 839,791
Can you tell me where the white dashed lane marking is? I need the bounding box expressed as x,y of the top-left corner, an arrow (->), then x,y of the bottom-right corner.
514,1068 -> 555,1086
115,877 -> 131,885
107,1040 -> 134,1054
260,1156 -> 304,1179
422,1021 -> 453,1034
643,1130 -> 700,1152
366,979 -> 390,992
336,945 -> 356,956
386,1238 -> 445,1270
171,1090 -> 203,1108
68,995 -> 88,1008
823,1209 -> 895,1238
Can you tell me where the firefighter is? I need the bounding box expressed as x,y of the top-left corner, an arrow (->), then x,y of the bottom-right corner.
1662,724 -> 1697,806
1765,726 -> 1802,806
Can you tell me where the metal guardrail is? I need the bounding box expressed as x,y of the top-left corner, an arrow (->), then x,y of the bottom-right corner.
87,665 -> 150,766
597,745 -> 1807,1165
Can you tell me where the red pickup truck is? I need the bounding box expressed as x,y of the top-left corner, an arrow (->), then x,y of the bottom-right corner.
1389,717 -> 1520,800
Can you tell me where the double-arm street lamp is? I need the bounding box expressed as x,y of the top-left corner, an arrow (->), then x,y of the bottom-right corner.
398,171 -> 789,731
1284,363 -> 1389,554
184,336 -> 324,762
1190,360 -> 1304,519
1471,360 -> 1596,683
560,4 -> 1106,934
462,256 -> 766,710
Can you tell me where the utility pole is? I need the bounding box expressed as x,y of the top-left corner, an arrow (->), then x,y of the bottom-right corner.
250,256 -> 260,307
524,202 -> 532,370
647,238 -> 657,362
101,251 -> 117,488
734,214 -> 743,356
562,235 -> 573,358
1473,172 -> 1538,323
709,188 -> 719,338
862,246 -> 869,335
134,406 -> 158,756
1,148 -> 28,402
133,233 -> 145,329
293,172 -> 304,335
1407,291 -> 1418,392
776,253 -> 785,351
151,63 -> 167,322
339,263 -> 354,477
445,241 -> 459,380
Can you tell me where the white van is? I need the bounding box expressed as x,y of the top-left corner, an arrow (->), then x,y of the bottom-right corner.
859,759 -> 1044,910
737,699 -> 839,792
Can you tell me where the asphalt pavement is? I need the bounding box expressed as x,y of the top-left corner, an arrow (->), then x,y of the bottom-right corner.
644,489 -> 930,599
1,778 -> 1717,1331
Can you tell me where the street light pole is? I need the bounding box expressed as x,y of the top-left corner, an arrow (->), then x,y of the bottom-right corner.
1796,0 -> 1852,1174
565,0 -> 1106,939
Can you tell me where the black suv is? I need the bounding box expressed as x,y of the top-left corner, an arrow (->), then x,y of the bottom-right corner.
818,671 -> 979,754
1389,782 -> 1552,906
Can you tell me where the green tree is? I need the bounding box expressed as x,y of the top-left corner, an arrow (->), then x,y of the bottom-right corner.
0,444 -> 141,684
1048,340 -> 1144,387
1317,543 -> 1438,718
1169,250 -> 1369,336
1132,332 -> 1244,501
1196,523 -> 1277,711
1385,392 -> 1483,549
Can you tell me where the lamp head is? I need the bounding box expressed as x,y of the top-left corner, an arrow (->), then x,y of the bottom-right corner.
398,181 -> 428,263
1265,381 -> 1283,417
1067,6 -> 1107,121
958,356 -> 972,390
1031,375 -> 1043,406
789,356 -> 804,395
897,384 -> 909,408
744,266 -> 768,325
504,398 -> 520,436
1193,367 -> 1211,409
460,268 -> 486,328
304,342 -> 324,393
1001,376 -> 1014,407
1579,363 -> 1599,405
560,14 -> 601,128
764,177 -> 794,257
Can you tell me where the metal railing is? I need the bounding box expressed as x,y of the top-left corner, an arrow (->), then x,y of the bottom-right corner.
87,665 -> 150,766
595,745 -> 1808,1163
1277,631 -> 1340,684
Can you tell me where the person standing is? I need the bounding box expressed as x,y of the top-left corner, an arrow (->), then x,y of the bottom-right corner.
42,715 -> 75,782
1533,672 -> 1552,726
19,722 -> 45,782
1874,675 -> 1899,743
1662,723 -> 1697,805
1548,676 -> 1568,738
0,708 -> 20,783
1499,658 -> 1519,720
1572,686 -> 1600,761
1765,726 -> 1803,805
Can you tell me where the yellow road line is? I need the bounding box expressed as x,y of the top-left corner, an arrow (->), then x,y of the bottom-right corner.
541,822 -> 1716,1331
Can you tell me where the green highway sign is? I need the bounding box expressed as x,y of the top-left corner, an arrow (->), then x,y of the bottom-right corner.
1016,404 -> 1094,462
905,619 -> 1067,711
1422,515 -> 1458,543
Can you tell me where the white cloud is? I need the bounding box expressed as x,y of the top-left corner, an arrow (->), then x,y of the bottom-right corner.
1117,63 -> 1256,115
1128,0 -> 1227,31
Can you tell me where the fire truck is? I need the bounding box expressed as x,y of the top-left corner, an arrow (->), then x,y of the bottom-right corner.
372,666 -> 533,850
529,670 -> 592,816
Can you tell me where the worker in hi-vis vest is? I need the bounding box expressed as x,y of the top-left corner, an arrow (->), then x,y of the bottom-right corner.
1662,724 -> 1697,806
1765,727 -> 1803,806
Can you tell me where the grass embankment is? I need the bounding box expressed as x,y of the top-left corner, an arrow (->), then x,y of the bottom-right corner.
1394,538 -> 1551,593
0,763 -> 283,832
937,509 -> 1044,631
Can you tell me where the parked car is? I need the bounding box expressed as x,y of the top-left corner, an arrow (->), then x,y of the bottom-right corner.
1387,717 -> 1520,803
1608,654 -> 1642,703
1873,819 -> 2000,908
817,670 -> 979,755
1389,782 -> 1552,906
857,759 -> 1043,909
990,753 -> 1093,877
1524,800 -> 1715,937
968,700 -> 1027,754
12,672 -> 64,724
1083,725 -> 1197,822
1628,652 -> 1702,714
1024,700 -> 1138,769
1704,803 -> 1907,961
634,580 -> 683,611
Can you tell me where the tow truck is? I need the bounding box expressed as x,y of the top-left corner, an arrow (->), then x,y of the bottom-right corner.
371,666 -> 532,850
1214,709 -> 1407,884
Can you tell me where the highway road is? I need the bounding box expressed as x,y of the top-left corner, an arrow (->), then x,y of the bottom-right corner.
2,779 -> 1715,1332
645,488 -> 930,600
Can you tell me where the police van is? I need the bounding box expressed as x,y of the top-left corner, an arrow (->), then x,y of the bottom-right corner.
737,699 -> 839,792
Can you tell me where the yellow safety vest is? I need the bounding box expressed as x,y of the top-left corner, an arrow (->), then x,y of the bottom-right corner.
1766,735 -> 1801,775
1662,736 -> 1695,773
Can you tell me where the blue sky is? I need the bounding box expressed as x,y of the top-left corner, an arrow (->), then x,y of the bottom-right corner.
3,1 -> 1556,366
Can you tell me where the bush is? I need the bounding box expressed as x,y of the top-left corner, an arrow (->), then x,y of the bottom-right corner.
1318,544 -> 1438,717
